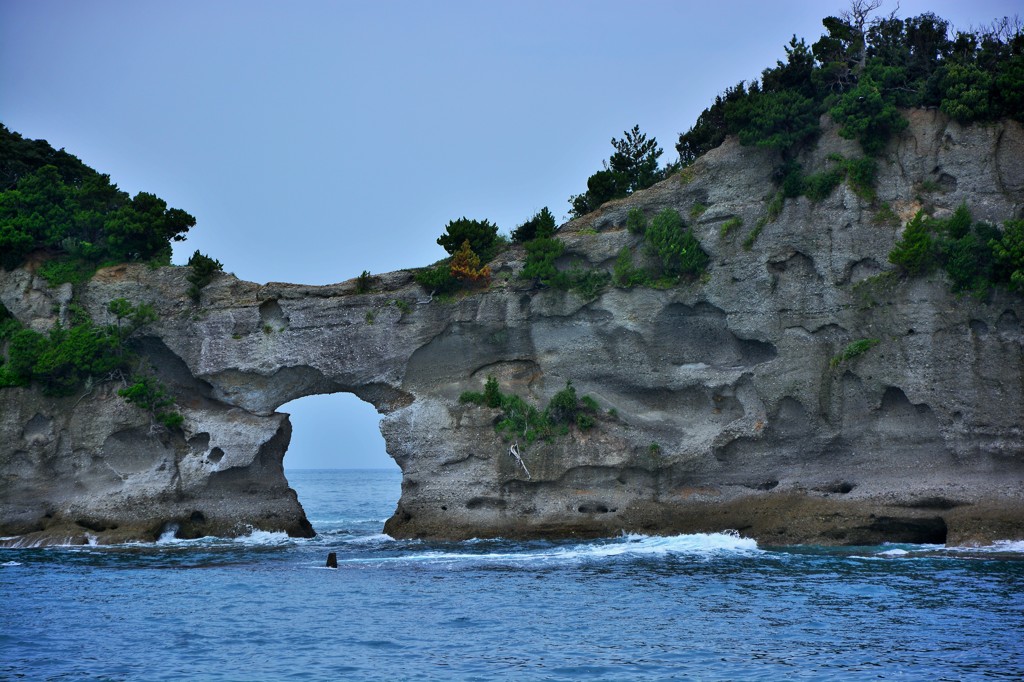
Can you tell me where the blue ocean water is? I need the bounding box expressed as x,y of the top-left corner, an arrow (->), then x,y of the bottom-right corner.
2,469 -> 1023,681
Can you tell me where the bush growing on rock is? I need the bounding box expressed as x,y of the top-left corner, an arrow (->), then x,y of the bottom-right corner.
990,219 -> 1024,291
118,375 -> 183,430
569,126 -> 668,218
612,247 -> 649,288
830,338 -> 881,368
511,207 -> 557,243
449,240 -> 491,283
459,377 -> 601,443
437,217 -> 501,262
626,207 -> 647,235
414,263 -> 459,295
889,211 -> 937,276
889,205 -> 1022,296
645,208 -> 709,279
675,8 -> 1024,169
521,237 -> 566,288
187,251 -> 223,301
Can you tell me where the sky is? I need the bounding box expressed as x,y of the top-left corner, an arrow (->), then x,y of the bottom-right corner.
1,0 -> 1017,468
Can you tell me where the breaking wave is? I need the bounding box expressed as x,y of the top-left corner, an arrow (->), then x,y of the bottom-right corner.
336,532 -> 760,567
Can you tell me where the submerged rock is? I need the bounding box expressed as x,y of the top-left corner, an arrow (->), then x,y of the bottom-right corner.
2,112 -> 1022,547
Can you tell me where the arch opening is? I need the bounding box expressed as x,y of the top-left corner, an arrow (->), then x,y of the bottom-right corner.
279,392 -> 400,537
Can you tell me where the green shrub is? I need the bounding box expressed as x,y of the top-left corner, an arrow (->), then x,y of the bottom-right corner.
566,264 -> 610,299
460,377 -> 600,444
844,157 -> 878,199
830,338 -> 880,368
802,169 -> 844,202
626,207 -> 647,235
546,381 -> 579,425
12,300 -> 156,397
873,202 -> 900,226
940,63 -> 994,122
483,375 -> 502,408
0,136 -> 196,272
415,263 -> 459,294
612,247 -> 649,288
889,211 -> 937,275
645,208 -> 709,278
187,251 -> 223,301
511,207 -> 556,243
437,217 -> 501,261
852,272 -> 900,310
355,270 -> 374,294
991,219 -> 1024,292
720,217 -> 743,239
458,390 -> 485,405
945,224 -> 1000,295
521,237 -> 566,287
569,126 -> 666,218
37,257 -> 98,287
765,191 -> 784,222
576,413 -> 595,430
779,160 -> 804,198
733,90 -> 820,152
829,79 -> 908,156
742,222 -> 765,251
118,375 -> 183,430
690,203 -> 709,219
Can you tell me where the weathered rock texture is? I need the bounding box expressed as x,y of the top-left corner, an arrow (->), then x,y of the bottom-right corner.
2,111 -> 1023,547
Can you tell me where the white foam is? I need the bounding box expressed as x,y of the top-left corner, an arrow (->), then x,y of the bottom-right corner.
154,526 -> 295,547
341,532 -> 759,566
878,548 -> 910,556
947,539 -> 1024,554
156,523 -> 181,544
230,529 -> 293,546
344,533 -> 396,546
2,560 -> 22,567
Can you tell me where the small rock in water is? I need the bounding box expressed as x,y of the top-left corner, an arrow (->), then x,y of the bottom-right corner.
326,552 -> 338,569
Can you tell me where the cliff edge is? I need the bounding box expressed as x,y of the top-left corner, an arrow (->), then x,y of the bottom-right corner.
2,111 -> 1022,547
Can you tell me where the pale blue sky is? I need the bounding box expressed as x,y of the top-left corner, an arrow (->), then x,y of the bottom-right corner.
1,0 -> 1015,468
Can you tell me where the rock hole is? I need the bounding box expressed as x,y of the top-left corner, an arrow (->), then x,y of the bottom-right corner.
76,518 -> 111,532
259,299 -> 289,331
189,510 -> 206,523
577,503 -> 610,514
898,497 -> 964,510
996,310 -> 1020,334
865,516 -> 948,544
818,481 -> 855,494
189,432 -> 211,453
466,497 -> 507,511
969,319 -> 989,335
207,447 -> 224,464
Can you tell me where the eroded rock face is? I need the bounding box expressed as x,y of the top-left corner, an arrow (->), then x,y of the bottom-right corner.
2,112 -> 1023,547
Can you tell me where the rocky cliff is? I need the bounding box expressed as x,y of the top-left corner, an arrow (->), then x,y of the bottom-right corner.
2,110 -> 1023,547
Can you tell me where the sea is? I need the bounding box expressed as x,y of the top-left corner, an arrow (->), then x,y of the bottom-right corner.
2,468 -> 1023,681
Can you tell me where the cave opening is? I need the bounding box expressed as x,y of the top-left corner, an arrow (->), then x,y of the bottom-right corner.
278,393 -> 401,536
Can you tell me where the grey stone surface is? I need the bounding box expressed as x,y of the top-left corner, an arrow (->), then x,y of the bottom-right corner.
2,111 -> 1022,547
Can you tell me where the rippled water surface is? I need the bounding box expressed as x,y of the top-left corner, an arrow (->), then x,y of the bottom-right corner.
3,469 -> 1023,681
